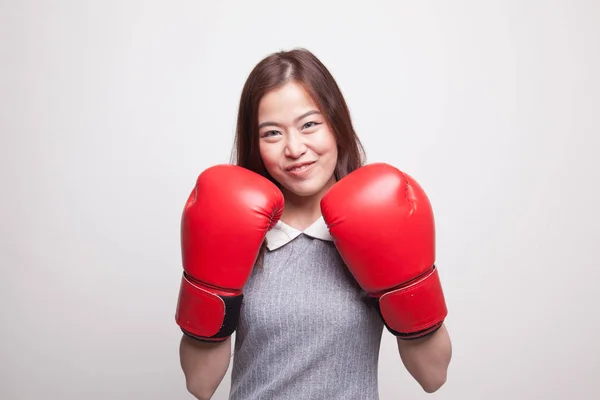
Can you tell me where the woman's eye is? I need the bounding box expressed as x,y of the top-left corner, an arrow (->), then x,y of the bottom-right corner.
262,130 -> 280,138
302,121 -> 320,130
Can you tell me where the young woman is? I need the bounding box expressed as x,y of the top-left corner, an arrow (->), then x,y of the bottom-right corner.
176,48 -> 452,400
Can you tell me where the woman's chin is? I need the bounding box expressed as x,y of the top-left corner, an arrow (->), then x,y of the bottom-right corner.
283,186 -> 319,198
281,180 -> 333,199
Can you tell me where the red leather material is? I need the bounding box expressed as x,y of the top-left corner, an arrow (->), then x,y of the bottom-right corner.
175,275 -> 224,338
175,164 -> 284,340
379,267 -> 447,335
321,162 -> 447,337
180,165 -> 284,290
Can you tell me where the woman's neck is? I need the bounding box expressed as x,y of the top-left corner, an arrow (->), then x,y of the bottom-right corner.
279,200 -> 322,231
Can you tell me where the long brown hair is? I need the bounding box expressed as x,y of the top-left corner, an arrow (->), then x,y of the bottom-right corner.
230,48 -> 366,263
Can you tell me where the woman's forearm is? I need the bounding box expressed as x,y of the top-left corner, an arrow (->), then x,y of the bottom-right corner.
396,323 -> 452,393
179,334 -> 232,400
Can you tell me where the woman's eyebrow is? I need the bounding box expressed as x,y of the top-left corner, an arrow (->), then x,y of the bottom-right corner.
258,110 -> 322,130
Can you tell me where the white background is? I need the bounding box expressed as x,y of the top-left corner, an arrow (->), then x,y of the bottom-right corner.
1,0 -> 599,399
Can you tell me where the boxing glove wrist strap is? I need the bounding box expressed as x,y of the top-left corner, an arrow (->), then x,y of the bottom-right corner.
375,266 -> 448,340
175,274 -> 243,342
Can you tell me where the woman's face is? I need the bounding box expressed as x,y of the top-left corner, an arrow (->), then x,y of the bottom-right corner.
258,81 -> 338,200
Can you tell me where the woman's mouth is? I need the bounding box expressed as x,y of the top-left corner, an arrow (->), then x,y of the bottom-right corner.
286,161 -> 316,176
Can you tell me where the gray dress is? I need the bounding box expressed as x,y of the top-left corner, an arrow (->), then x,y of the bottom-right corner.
229,218 -> 384,400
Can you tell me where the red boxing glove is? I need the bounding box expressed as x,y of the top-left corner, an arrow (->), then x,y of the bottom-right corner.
175,165 -> 284,341
321,163 -> 447,339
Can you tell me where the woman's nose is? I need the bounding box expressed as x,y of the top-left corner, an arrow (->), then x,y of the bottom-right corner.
284,132 -> 307,159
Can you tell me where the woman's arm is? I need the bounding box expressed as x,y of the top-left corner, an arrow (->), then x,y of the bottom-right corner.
396,323 -> 452,393
179,334 -> 232,400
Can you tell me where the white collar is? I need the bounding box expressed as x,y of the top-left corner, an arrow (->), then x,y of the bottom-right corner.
265,216 -> 333,251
